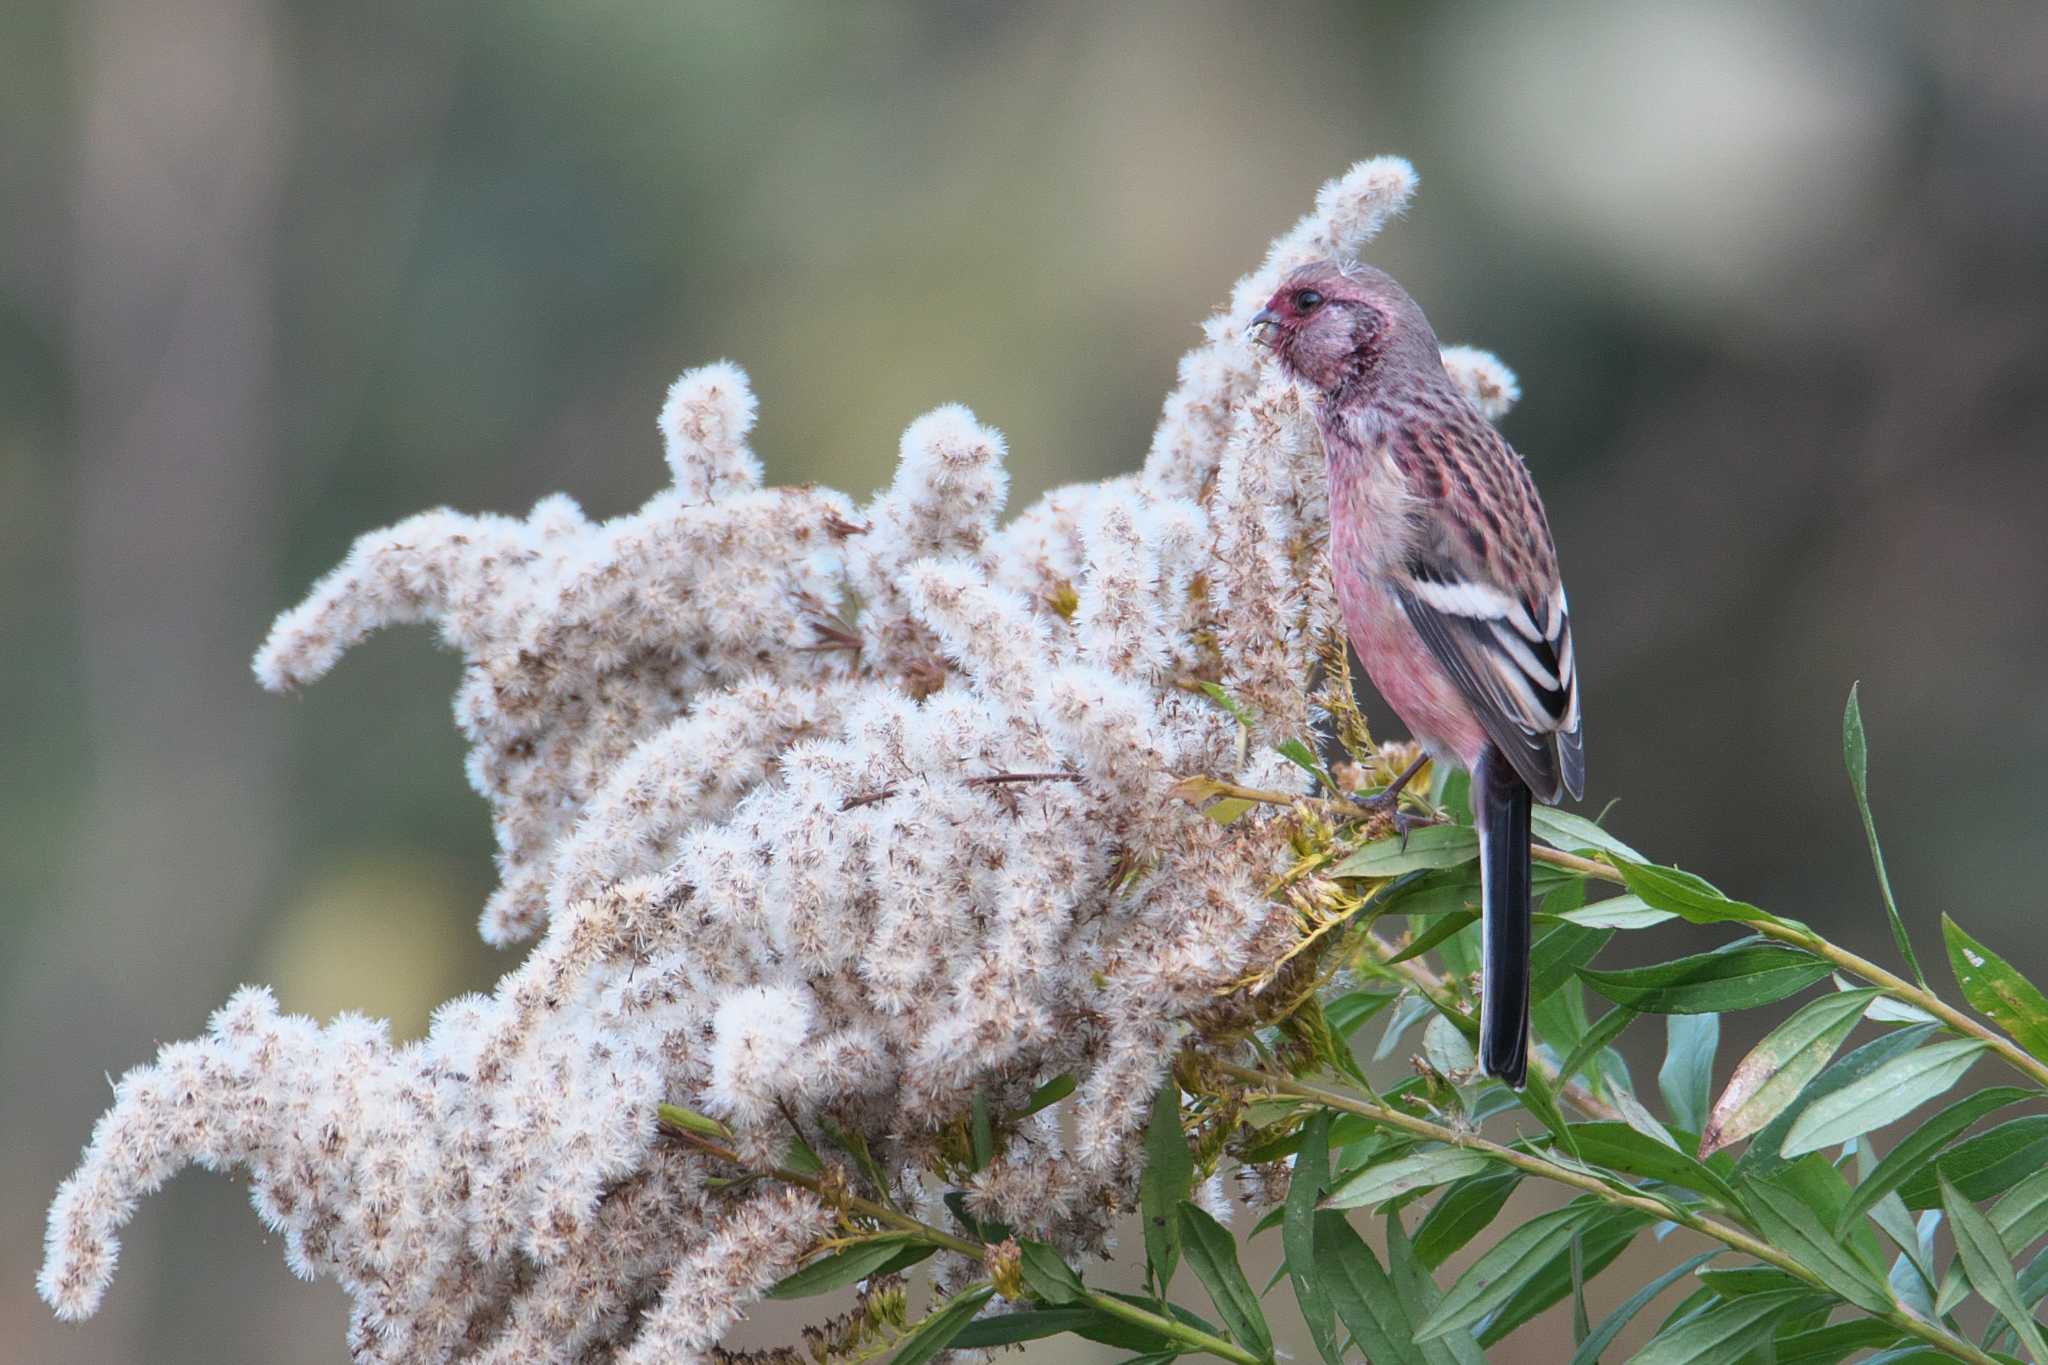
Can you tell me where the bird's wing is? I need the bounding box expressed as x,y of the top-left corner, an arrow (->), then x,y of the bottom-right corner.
1389,417 -> 1584,802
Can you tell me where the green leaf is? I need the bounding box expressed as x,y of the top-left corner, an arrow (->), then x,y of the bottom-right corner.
1566,1122 -> 1741,1206
1327,989 -> 1398,1038
1581,940 -> 1831,1015
1551,893 -> 1678,930
1735,1024 -> 1936,1181
1415,1204 -> 1594,1341
1476,1204 -> 1650,1346
1699,989 -> 1875,1157
1197,680 -> 1254,728
1413,1170 -> 1521,1268
1660,1013 -> 1719,1137
1018,1072 -> 1076,1116
1568,1250 -> 1718,1365
1845,684 -> 1928,987
1390,910 -> 1479,965
1936,1167 -> 2048,1315
1627,1288 -> 1817,1365
1017,1240 -> 1086,1306
656,1102 -> 732,1139
1835,1087 -> 2035,1231
1330,824 -> 1479,877
888,1283 -> 996,1365
950,1306 -> 1167,1352
1276,736 -> 1326,785
1615,860 -> 1779,928
1943,1170 -> 2048,1364
1315,1211 -> 1427,1365
1385,1215 -> 1488,1365
1176,1202 -> 1272,1356
1944,915 -> 2048,1061
1772,1319 -> 1909,1365
1556,1005 -> 1637,1093
782,1127 -> 825,1175
1779,1038 -> 1987,1158
1530,922 -> 1614,1004
1530,805 -> 1645,862
1741,1178 -> 1892,1313
1323,1146 -> 1493,1210
1284,1109 -> 1341,1365
1203,796 -> 1254,825
1139,1080 -> 1192,1294
766,1237 -> 923,1300
1898,1115 -> 2048,1209
1694,1265 -> 1810,1298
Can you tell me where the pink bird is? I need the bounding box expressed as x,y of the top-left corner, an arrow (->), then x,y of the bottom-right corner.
1252,261 -> 1583,1088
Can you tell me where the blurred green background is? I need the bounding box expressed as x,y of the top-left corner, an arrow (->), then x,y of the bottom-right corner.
4,2 -> 2046,1361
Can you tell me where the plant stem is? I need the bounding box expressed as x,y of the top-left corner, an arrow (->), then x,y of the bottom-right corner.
1080,1291 -> 1264,1365
663,1122 -> 1270,1365
1221,1062 -> 2004,1365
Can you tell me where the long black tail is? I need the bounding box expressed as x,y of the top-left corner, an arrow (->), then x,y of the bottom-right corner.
1474,745 -> 1533,1088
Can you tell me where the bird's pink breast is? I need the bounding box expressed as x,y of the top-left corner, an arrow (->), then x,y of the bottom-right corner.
1327,451 -> 1490,770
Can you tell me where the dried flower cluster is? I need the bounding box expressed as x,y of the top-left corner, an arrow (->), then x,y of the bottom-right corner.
42,156 -> 1519,1361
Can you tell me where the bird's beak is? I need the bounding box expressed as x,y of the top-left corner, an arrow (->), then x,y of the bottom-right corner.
1247,308 -> 1279,344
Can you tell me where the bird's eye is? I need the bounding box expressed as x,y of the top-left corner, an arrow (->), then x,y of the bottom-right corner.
1292,288 -> 1324,312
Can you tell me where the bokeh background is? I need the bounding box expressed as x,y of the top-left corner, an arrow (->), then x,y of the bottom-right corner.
5,2 -> 2046,1361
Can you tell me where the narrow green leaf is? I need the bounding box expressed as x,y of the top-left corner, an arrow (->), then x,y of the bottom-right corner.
1772,1318 -> 1909,1365
1936,1167 -> 2048,1316
766,1237 -> 921,1300
1322,1146 -> 1493,1210
1197,681 -> 1254,728
1694,1265 -> 1809,1297
1531,805 -> 1646,862
1845,684 -> 1928,987
1327,989 -> 1398,1038
1375,993 -> 1435,1062
1315,1211 -> 1427,1365
1018,1072 -> 1076,1117
1551,893 -> 1678,930
1943,1170 -> 2048,1364
1628,1288 -> 1817,1365
1699,990 -> 1875,1157
1568,1250 -> 1719,1365
1944,915 -> 2048,1061
1616,860 -> 1779,928
1780,1038 -> 1987,1158
1176,1202 -> 1272,1356
1566,1122 -> 1741,1206
1531,922 -> 1614,1004
1898,1115 -> 2048,1209
1017,1240 -> 1086,1306
656,1102 -> 732,1139
1284,1109 -> 1340,1365
1741,1179 -> 1891,1313
1557,1005 -> 1637,1093
1423,1012 -> 1477,1075
782,1128 -> 825,1175
1202,796 -> 1254,825
1390,910 -> 1479,964
1276,736 -> 1327,785
1476,1204 -> 1650,1346
1660,1013 -> 1719,1137
888,1283 -> 996,1365
1834,1086 -> 2034,1231
950,1306 -> 1165,1352
1414,1170 -> 1522,1268
1581,940 -> 1831,1015
1415,1204 -> 1594,1341
1735,1024 -> 1938,1181
1139,1079 -> 1192,1293
1331,824 -> 1480,877
1385,1214 -> 1488,1365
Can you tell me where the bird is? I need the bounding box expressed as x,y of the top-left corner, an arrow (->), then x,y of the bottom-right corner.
1250,260 -> 1583,1088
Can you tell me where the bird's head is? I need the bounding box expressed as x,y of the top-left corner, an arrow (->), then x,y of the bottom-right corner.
1249,261 -> 1439,401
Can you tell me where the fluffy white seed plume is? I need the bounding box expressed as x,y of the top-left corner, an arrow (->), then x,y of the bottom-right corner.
1440,343 -> 1522,422
46,154 -> 1509,1360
